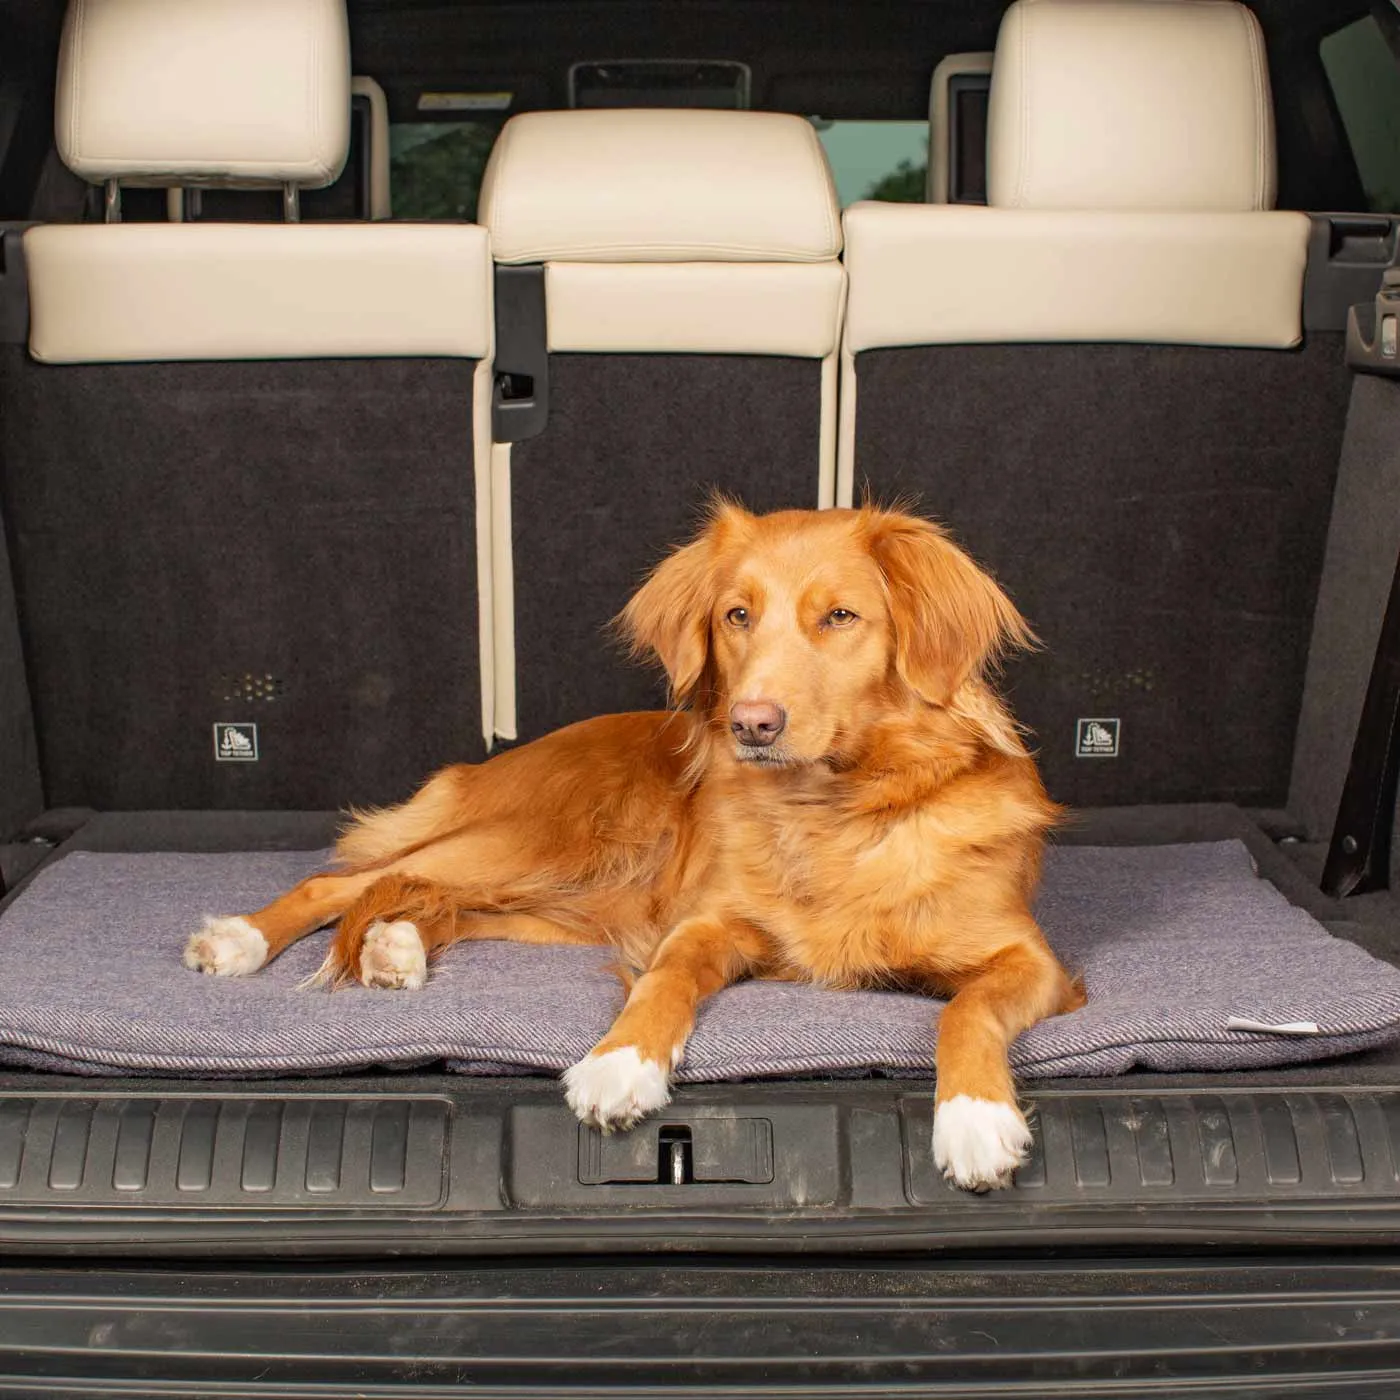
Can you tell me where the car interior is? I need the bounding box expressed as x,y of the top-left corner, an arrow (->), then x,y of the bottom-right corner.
1,0 -> 1400,1392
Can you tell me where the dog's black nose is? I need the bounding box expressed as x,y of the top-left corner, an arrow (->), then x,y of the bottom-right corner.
730,700 -> 787,747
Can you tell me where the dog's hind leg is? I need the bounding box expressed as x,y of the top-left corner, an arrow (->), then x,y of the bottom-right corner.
184,794 -> 622,982
183,868 -> 383,978
317,874 -> 451,991
319,874 -> 610,991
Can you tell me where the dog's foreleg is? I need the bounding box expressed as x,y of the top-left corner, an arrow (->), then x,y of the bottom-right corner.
931,929 -> 1080,1192
562,914 -> 769,1131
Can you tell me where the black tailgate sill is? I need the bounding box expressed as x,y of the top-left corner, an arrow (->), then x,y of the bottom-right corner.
0,1077 -> 1396,1254
1,1261 -> 1400,1397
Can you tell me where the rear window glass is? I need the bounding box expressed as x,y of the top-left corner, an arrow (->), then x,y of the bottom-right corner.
1321,15 -> 1400,213
811,120 -> 928,205
390,121 -> 500,221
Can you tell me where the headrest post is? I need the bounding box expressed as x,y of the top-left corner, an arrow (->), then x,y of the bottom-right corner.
103,180 -> 121,225
166,190 -> 185,224
283,185 -> 301,224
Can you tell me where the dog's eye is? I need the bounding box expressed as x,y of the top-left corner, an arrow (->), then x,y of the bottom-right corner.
725,607 -> 749,628
827,608 -> 858,627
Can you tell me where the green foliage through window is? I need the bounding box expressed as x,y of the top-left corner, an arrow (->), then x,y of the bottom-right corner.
812,120 -> 929,206
865,158 -> 926,203
390,122 -> 499,221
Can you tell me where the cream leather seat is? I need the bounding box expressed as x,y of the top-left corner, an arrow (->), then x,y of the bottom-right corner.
836,0 -> 1346,816
8,0 -> 498,813
478,108 -> 846,742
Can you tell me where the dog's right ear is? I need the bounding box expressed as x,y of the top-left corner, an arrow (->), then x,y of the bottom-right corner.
618,503 -> 748,706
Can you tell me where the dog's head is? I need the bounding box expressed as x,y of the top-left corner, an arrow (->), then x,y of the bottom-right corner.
620,503 -> 1033,767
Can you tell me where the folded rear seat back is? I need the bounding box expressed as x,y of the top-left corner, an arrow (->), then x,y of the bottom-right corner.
0,0 -> 496,813
478,109 -> 845,742
840,0 -> 1351,811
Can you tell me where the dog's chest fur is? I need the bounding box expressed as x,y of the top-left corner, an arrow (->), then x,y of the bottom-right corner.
706,770 -> 976,989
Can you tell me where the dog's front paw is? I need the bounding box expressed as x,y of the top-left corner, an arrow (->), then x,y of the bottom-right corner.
183,915 -> 268,977
563,1046 -> 671,1131
358,920 -> 427,990
932,1094 -> 1031,1192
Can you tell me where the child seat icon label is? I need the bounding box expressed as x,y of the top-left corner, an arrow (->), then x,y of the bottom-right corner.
1075,718 -> 1120,758
214,723 -> 259,762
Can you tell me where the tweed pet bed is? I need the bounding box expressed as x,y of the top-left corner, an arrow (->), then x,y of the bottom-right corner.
0,841 -> 1396,1079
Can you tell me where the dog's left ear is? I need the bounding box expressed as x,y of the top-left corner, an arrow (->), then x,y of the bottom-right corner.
866,510 -> 1034,706
617,503 -> 749,706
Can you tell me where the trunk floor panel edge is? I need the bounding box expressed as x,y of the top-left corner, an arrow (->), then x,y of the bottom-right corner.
0,1079 -> 1391,1254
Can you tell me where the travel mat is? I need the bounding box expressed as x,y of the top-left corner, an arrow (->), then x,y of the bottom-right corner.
1,841 -> 1399,1078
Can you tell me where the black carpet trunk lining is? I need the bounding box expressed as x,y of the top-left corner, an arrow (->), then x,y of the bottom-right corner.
507,353 -> 823,740
852,336 -> 1352,810
0,353 -> 486,813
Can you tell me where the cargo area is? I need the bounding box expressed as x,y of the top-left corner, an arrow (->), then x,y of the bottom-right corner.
1,0 -> 1399,1391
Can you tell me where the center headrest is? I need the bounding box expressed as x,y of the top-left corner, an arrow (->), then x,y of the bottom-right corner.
987,0 -> 1277,212
480,110 -> 842,264
56,0 -> 351,189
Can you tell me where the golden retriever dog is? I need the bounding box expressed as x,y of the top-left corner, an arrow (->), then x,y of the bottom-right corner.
184,503 -> 1083,1190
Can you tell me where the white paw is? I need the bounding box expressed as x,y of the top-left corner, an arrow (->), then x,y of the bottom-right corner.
359,920 -> 427,991
183,915 -> 268,977
563,1046 -> 672,1132
932,1094 -> 1031,1192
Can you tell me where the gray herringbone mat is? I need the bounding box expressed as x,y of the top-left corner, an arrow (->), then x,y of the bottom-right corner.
0,841 -> 1396,1079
